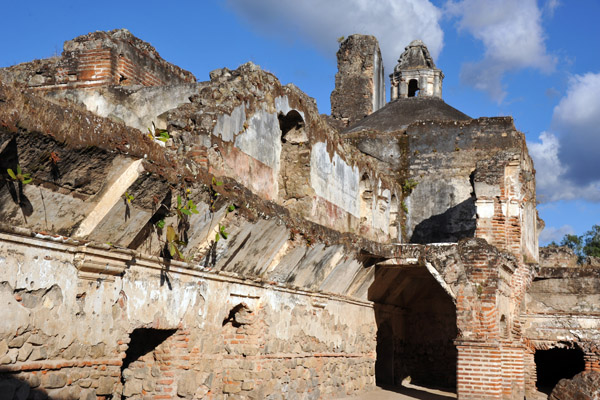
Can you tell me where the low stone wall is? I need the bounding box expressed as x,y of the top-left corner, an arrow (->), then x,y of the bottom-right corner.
0,230 -> 376,399
522,265 -> 600,394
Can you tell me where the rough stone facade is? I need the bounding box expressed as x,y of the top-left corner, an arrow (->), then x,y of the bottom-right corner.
0,30 -> 597,400
0,29 -> 195,91
330,35 -> 385,127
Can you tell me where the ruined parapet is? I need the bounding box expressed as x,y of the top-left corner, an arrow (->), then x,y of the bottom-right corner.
0,28 -> 195,90
390,40 -> 443,100
539,245 -> 579,268
330,35 -> 385,127
522,265 -> 600,393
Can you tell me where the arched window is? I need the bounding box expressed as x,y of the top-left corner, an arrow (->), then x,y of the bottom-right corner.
408,79 -> 419,97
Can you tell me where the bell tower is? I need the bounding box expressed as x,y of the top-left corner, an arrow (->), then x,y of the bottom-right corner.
390,40 -> 443,100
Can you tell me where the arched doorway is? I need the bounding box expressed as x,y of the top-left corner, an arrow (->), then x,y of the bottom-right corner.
369,264 -> 457,391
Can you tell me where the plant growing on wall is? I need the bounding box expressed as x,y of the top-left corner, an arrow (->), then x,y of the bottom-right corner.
166,225 -> 186,260
147,122 -> 171,144
6,166 -> 32,185
401,179 -> 418,195
215,224 -> 228,243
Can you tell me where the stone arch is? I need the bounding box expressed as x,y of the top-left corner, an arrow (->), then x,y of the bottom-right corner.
369,262 -> 457,390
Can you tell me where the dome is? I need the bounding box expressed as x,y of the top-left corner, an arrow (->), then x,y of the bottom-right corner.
394,40 -> 436,72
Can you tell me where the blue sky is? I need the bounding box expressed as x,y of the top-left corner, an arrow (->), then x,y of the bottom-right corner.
1,0 -> 599,245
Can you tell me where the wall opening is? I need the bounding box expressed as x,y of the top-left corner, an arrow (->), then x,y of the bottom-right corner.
277,110 -> 307,200
408,79 -> 419,97
535,347 -> 585,394
369,265 -> 457,392
359,173 -> 373,226
121,328 -> 177,399
278,110 -> 304,143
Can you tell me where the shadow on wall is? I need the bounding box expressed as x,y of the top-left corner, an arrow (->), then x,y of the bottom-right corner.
410,198 -> 475,244
0,136 -> 34,221
0,374 -> 80,400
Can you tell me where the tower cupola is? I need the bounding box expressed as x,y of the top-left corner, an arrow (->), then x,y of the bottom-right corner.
390,40 -> 443,100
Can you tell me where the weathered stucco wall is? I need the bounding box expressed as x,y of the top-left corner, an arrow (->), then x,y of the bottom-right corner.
0,229 -> 376,399
522,266 -> 600,367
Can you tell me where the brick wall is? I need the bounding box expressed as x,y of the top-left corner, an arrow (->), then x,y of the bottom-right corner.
452,240 -> 533,400
0,29 -> 195,91
474,152 -> 538,264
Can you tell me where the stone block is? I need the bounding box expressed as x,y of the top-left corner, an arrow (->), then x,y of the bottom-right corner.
223,383 -> 241,393
29,347 -> 47,361
78,379 -> 92,388
133,366 -> 149,379
17,343 -> 33,361
96,377 -> 116,395
41,372 -> 68,388
230,370 -> 246,381
123,379 -> 143,397
27,333 -> 48,346
177,371 -> 199,397
0,340 -> 7,357
79,389 -> 97,400
143,379 -> 155,392
8,334 -> 28,348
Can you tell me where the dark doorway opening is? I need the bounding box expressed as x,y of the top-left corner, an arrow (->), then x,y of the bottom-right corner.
369,265 -> 457,392
535,347 -> 585,394
121,328 -> 177,400
122,328 -> 177,371
408,79 -> 420,97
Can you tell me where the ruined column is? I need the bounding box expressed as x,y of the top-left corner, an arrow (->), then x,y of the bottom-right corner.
330,34 -> 385,127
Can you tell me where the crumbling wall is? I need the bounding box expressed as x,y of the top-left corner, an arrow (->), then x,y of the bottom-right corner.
366,240 -> 533,400
13,60 -> 403,243
0,29 -> 195,90
0,229 -> 376,399
330,35 -> 385,127
0,64 -> 394,399
421,239 -> 534,400
473,144 -> 538,263
405,118 -> 521,244
522,263 -> 600,395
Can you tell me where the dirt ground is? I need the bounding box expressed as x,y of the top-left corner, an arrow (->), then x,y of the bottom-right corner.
334,383 -> 457,400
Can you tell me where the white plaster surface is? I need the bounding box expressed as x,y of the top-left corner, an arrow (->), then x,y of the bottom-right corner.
310,142 -> 360,217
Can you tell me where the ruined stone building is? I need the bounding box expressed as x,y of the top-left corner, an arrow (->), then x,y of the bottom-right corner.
0,29 -> 598,400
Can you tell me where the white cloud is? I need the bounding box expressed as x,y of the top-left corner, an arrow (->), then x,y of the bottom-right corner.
446,0 -> 556,102
528,73 -> 600,203
552,72 -> 600,185
539,224 -> 574,245
225,0 -> 444,80
543,0 -> 560,17
528,131 -> 600,202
